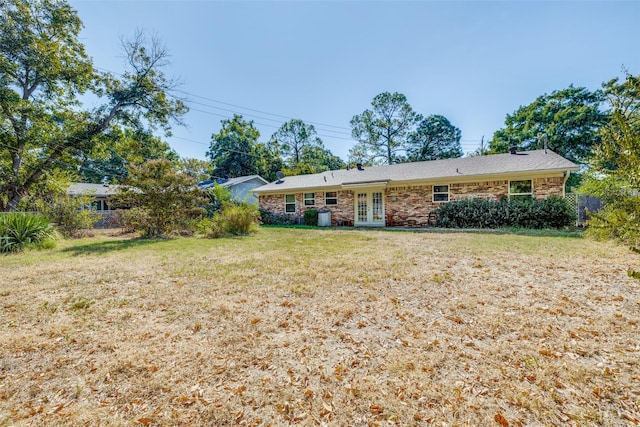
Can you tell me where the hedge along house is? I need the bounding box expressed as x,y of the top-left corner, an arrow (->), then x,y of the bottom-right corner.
253,149 -> 580,227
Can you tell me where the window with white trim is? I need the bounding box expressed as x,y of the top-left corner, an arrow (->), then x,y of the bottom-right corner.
433,185 -> 449,202
285,194 -> 296,213
509,180 -> 533,201
325,191 -> 338,205
304,192 -> 315,206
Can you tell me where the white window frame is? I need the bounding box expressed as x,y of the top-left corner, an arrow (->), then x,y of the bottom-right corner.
285,194 -> 296,213
325,191 -> 338,206
304,192 -> 315,206
433,184 -> 449,203
509,179 -> 533,200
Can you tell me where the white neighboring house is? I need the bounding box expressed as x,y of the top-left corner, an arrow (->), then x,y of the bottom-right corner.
197,175 -> 268,206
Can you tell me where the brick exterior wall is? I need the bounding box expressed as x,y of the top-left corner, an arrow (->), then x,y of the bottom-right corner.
259,191 -> 354,226
258,175 -> 567,227
532,176 -> 565,198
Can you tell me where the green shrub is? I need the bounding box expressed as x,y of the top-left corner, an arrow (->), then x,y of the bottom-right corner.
113,159 -> 207,237
205,183 -> 232,214
303,209 -> 318,226
38,194 -> 101,238
259,209 -> 297,225
0,212 -> 57,253
119,207 -> 151,234
585,195 -> 640,246
220,204 -> 260,235
196,216 -> 226,238
435,196 -> 575,229
199,203 -> 260,238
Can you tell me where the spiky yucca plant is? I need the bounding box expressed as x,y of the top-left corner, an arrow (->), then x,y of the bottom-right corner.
0,213 -> 57,253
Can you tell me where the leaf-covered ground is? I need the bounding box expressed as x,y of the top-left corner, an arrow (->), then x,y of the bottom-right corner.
1,228 -> 639,426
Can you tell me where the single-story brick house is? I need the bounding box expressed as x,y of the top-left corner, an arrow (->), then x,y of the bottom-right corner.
253,149 -> 579,227
198,175 -> 268,205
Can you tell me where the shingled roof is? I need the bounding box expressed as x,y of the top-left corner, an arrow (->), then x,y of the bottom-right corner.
254,150 -> 579,194
67,183 -> 120,197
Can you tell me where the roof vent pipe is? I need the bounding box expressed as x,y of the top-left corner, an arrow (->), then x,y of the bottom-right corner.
356,163 -> 364,171
509,146 -> 518,155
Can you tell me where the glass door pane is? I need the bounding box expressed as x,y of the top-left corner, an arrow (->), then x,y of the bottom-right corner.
372,192 -> 383,222
357,193 -> 368,223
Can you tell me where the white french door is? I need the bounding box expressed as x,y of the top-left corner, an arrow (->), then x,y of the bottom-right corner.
355,191 -> 384,226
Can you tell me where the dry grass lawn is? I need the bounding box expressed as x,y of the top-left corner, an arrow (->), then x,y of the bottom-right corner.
1,227 -> 639,426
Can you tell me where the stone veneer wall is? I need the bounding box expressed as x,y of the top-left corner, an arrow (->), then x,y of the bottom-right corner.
258,175 -> 567,227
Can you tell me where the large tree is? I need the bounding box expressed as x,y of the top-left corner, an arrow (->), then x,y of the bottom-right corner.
79,128 -> 179,183
0,0 -> 186,211
579,73 -> 640,260
283,145 -> 345,176
176,157 -> 212,183
488,85 -> 608,164
349,92 -> 422,165
407,114 -> 463,161
270,119 -> 323,166
252,142 -> 285,182
206,114 -> 262,178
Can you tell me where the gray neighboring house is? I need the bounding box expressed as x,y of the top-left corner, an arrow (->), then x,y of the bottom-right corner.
67,182 -> 120,212
67,182 -> 121,227
198,175 -> 268,205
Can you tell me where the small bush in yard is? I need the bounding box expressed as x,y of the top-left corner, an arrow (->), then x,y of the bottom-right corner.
198,203 -> 260,238
38,194 -> 100,237
0,212 -> 58,253
303,209 -> 318,226
435,196 -> 575,229
112,159 -> 207,237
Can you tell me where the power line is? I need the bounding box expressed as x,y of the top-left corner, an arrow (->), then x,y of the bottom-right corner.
186,106 -> 357,142
172,89 -> 352,132
94,65 -> 491,151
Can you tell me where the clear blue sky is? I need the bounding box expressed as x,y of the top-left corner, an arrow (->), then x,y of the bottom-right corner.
69,0 -> 640,161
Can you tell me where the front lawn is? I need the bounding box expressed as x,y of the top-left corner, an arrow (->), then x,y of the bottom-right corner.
1,228 -> 638,425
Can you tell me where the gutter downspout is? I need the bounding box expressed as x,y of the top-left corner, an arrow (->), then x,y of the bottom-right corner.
562,170 -> 570,197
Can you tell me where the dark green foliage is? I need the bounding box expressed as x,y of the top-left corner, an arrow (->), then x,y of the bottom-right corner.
435,196 -> 575,229
349,92 -> 422,165
205,183 -> 232,214
80,130 -> 180,184
0,212 -> 57,253
489,85 -> 608,165
259,209 -> 297,225
407,115 -> 463,161
207,114 -> 284,181
271,119 -> 323,166
112,159 -> 207,237
0,0 -> 186,210
303,209 -> 318,226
